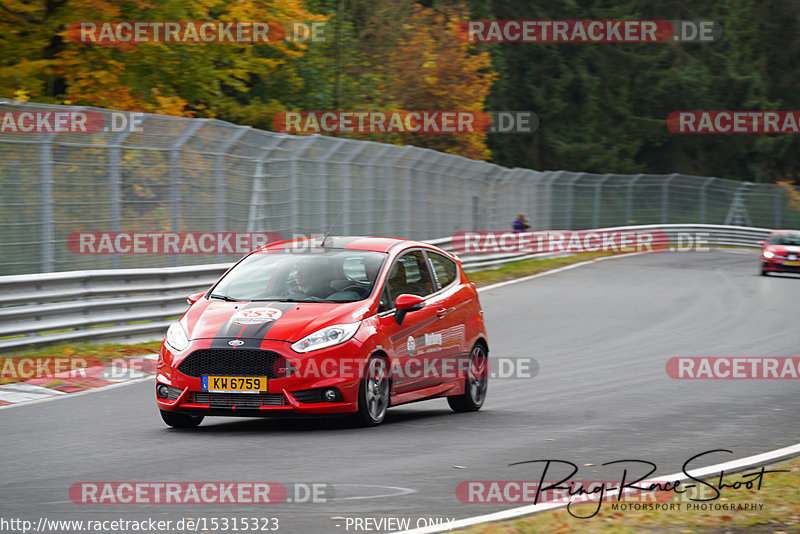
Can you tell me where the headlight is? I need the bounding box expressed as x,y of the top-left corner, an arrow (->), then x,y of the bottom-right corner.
166,322 -> 189,352
764,250 -> 775,259
291,323 -> 360,353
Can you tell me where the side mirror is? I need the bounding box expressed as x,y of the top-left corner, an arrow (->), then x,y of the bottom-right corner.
394,294 -> 425,325
187,291 -> 205,305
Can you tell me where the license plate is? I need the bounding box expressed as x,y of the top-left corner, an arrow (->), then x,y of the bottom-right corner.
785,261 -> 800,266
202,376 -> 268,393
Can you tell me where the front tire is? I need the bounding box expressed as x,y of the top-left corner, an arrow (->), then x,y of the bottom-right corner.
761,262 -> 768,276
160,410 -> 204,428
448,343 -> 488,413
355,356 -> 390,426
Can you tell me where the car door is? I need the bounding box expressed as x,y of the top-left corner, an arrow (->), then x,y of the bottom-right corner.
423,250 -> 469,385
376,249 -> 440,394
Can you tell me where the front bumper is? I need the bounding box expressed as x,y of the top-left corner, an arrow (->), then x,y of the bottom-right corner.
156,339 -> 364,416
762,258 -> 800,273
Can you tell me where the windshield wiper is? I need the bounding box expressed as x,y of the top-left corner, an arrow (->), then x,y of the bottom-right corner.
209,293 -> 241,302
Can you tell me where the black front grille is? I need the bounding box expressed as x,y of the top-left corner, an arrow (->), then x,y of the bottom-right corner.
177,349 -> 285,378
191,392 -> 287,407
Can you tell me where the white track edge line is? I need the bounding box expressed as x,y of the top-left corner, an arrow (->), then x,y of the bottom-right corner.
395,443 -> 800,534
477,252 -> 647,293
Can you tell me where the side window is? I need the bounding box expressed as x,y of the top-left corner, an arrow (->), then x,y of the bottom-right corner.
427,251 -> 457,289
378,286 -> 392,313
386,251 -> 434,302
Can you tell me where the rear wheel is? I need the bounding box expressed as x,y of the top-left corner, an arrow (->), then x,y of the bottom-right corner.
355,357 -> 390,426
160,410 -> 204,428
448,343 -> 488,413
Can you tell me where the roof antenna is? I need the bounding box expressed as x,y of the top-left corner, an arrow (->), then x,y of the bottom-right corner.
321,207 -> 345,248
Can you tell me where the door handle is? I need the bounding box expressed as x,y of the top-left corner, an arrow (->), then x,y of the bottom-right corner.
436,307 -> 448,319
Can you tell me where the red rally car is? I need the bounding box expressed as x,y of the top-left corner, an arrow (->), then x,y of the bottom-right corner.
760,230 -> 800,276
156,236 -> 489,428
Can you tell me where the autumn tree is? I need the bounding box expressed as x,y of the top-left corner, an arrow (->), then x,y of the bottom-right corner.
0,0 -> 325,123
296,0 -> 496,159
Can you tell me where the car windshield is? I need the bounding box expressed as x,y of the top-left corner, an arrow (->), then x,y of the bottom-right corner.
769,233 -> 800,246
210,248 -> 387,303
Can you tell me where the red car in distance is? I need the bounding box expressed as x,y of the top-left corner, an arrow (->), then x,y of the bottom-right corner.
156,236 -> 489,428
759,230 -> 800,276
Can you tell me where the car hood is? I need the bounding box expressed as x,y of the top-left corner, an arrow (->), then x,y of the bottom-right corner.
183,300 -> 373,343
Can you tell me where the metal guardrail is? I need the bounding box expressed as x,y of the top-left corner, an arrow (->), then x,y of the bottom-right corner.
0,263 -> 231,351
0,225 -> 772,352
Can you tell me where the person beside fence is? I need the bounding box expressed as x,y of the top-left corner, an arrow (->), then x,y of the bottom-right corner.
512,213 -> 531,233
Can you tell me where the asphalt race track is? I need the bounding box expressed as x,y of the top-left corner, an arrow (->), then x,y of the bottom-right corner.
2,249 -> 799,534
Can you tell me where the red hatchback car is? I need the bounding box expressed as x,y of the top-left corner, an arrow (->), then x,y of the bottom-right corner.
156,236 -> 489,428
760,230 -> 800,276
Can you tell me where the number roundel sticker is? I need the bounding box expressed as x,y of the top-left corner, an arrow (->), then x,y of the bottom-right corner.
231,307 -> 283,325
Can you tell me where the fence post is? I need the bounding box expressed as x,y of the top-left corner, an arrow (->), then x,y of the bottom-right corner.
774,185 -> 783,229
362,144 -> 393,236
39,133 -> 55,273
404,150 -> 432,238
439,156 -> 463,237
109,130 -> 132,269
661,173 -> 678,223
317,139 -> 347,234
214,125 -> 249,260
333,141 -> 370,236
724,181 -> 753,226
455,160 -> 474,233
565,172 -> 584,230
288,135 -> 319,236
169,120 -> 205,266
414,152 -> 442,237
502,168 -> 522,230
523,170 -> 536,229
487,169 -> 499,230
542,171 -> 563,229
626,174 -> 643,224
508,168 -> 525,224
593,174 -> 612,228
699,177 -> 716,224
246,135 -> 286,234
